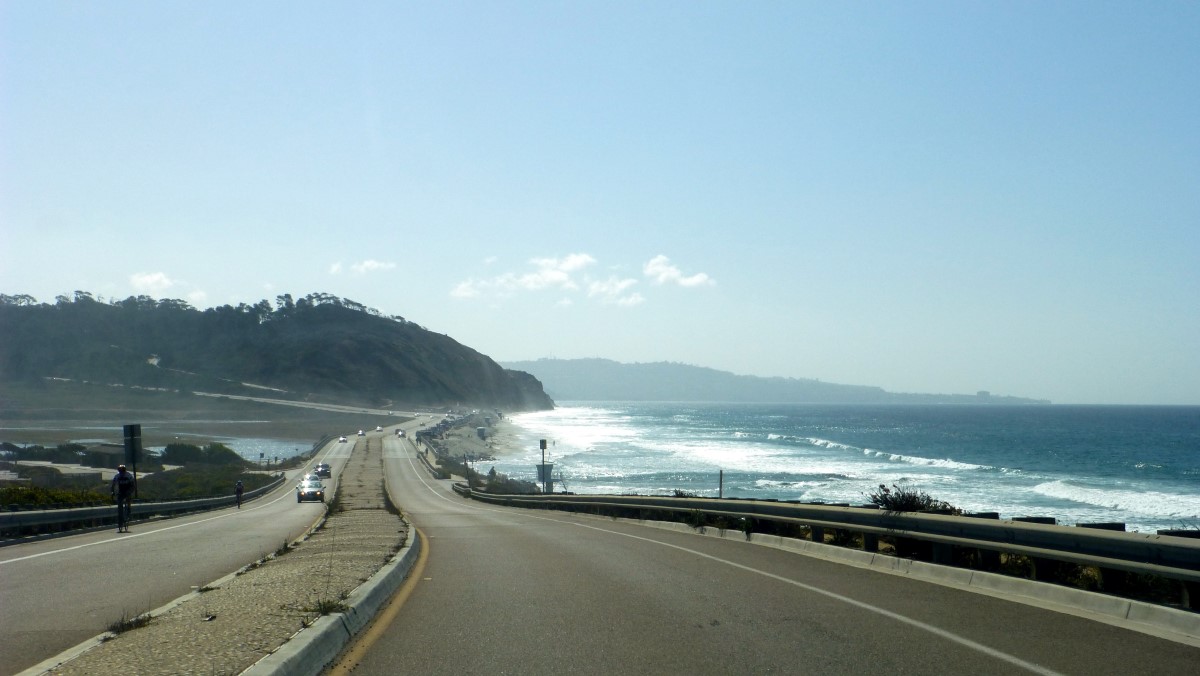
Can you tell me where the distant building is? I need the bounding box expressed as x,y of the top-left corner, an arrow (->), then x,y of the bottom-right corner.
977,391 -> 991,398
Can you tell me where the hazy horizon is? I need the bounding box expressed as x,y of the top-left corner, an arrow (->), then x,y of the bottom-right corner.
3,4 -> 1197,406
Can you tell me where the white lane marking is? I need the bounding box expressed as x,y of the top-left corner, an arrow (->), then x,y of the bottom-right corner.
565,520 -> 1064,676
394,451 -> 1062,676
1,475 -> 315,566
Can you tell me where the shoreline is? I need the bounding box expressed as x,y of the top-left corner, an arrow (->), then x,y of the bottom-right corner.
437,418 -> 527,461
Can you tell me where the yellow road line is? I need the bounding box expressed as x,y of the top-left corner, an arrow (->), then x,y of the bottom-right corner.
327,527 -> 429,674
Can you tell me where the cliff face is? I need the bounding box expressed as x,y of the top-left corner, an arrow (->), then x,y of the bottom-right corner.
0,293 -> 554,411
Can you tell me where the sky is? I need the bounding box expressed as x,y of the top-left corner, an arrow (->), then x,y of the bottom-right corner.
2,2 -> 1197,405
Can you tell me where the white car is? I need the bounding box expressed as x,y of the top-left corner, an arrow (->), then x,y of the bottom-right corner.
357,430 -> 365,436
339,436 -> 347,443
296,479 -> 325,503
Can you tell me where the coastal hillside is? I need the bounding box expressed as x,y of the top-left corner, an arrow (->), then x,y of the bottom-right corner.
0,292 -> 554,411
501,358 -> 1050,404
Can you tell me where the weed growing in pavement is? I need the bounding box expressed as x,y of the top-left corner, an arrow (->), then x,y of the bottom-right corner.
326,489 -> 343,515
238,560 -> 264,575
105,611 -> 153,636
305,598 -> 348,615
274,541 -> 293,557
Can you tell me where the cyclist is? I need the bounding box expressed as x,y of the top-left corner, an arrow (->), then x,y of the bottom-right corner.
111,464 -> 135,532
235,480 -> 244,508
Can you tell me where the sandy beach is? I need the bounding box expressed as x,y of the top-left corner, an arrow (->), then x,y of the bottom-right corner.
435,417 -> 526,461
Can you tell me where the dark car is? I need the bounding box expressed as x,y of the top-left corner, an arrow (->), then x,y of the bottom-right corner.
314,462 -> 331,478
296,479 -> 325,503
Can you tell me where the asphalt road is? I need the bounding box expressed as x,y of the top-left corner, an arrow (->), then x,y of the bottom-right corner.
333,436 -> 1199,675
0,445 -> 349,676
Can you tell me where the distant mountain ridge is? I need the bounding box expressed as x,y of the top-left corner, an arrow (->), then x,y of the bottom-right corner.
0,292 -> 554,411
501,358 -> 1050,405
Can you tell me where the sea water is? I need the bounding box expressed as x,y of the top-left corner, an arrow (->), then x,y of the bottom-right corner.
491,403 -> 1200,534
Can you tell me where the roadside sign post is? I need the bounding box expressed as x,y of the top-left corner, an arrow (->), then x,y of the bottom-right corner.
123,424 -> 141,496
535,439 -> 553,494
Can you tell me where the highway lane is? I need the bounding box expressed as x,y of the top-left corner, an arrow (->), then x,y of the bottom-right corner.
335,435 -> 1198,675
0,439 -> 353,676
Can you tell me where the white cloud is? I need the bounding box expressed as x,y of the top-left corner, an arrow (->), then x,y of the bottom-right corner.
454,253 -> 597,300
538,253 -> 595,272
350,259 -> 396,275
515,254 -> 596,291
617,292 -> 645,307
129,272 -> 174,295
329,262 -> 344,275
187,290 -> 208,306
588,276 -> 642,306
643,255 -> 714,287
451,280 -> 482,299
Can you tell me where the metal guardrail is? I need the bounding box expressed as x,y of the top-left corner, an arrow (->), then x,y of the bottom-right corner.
1,433 -> 340,540
454,487 -> 1200,605
0,474 -> 286,536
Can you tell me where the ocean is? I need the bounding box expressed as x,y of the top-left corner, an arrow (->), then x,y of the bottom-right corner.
490,403 -> 1200,534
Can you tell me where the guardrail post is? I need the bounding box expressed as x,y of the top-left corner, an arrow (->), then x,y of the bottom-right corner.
1157,530 -> 1200,609
966,512 -> 1002,570
862,533 -> 879,552
1009,516 -> 1059,580
1077,523 -> 1129,595
810,526 -> 824,544
931,543 -> 954,565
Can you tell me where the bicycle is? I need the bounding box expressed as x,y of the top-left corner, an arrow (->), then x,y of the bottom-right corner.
115,494 -> 132,532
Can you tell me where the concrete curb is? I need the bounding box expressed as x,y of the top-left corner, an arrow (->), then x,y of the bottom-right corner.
240,526 -> 422,676
609,516 -> 1200,647
15,512 -> 337,676
15,563 -> 252,676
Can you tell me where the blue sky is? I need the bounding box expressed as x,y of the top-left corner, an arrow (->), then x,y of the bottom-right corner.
2,2 -> 1197,405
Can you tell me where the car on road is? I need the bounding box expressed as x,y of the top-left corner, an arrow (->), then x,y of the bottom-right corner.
376,426 -> 383,432
339,436 -> 347,443
314,462 -> 331,478
296,479 -> 325,503
357,430 -> 365,436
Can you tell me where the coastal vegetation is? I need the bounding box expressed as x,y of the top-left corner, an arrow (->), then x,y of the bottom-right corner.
0,291 -> 554,412
0,440 -> 278,507
866,483 -> 962,514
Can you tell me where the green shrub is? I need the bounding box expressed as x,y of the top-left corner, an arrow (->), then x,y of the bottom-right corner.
160,442 -> 247,466
132,465 -> 274,500
0,484 -> 109,507
867,483 -> 961,514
